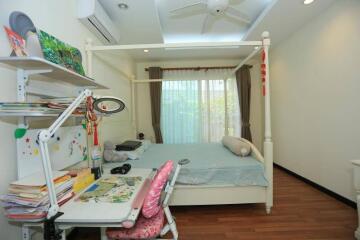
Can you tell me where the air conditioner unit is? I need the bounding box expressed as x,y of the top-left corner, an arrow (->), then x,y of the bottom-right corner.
77,0 -> 120,45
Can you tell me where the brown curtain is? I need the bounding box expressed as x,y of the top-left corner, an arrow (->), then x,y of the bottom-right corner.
235,65 -> 252,142
148,67 -> 163,143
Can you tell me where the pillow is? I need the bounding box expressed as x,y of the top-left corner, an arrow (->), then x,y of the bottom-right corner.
222,136 -> 251,157
240,138 -> 264,162
117,145 -> 146,160
117,150 -> 141,160
103,150 -> 128,162
142,160 -> 174,218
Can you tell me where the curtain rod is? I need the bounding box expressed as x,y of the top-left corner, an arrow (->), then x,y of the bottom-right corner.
144,65 -> 252,72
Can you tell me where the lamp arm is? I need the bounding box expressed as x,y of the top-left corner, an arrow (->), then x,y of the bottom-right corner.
48,89 -> 92,136
38,89 -> 92,219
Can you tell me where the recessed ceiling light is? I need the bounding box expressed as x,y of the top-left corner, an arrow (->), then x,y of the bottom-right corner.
118,3 -> 128,9
303,0 -> 314,5
143,49 -> 149,53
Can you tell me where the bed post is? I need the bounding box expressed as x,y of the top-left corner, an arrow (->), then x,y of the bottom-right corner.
262,31 -> 273,214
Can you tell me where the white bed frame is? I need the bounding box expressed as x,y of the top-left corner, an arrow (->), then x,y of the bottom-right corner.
85,32 -> 273,214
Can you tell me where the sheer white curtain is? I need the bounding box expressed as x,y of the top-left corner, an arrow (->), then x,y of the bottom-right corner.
226,76 -> 241,138
161,69 -> 240,144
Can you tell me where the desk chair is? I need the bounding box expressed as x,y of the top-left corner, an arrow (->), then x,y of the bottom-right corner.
107,159 -> 189,240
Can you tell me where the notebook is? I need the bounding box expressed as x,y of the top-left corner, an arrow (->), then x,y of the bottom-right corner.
115,141 -> 142,151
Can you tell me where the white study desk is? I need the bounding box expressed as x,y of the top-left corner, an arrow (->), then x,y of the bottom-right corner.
20,167 -> 153,240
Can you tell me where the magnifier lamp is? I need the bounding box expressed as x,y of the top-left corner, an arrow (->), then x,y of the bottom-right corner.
37,89 -> 125,239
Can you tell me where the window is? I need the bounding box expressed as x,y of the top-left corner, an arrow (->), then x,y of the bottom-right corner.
161,69 -> 240,144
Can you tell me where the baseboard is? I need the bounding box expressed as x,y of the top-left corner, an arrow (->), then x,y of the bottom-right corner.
274,163 -> 357,209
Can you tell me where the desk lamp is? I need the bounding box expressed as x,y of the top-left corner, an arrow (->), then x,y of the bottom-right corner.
38,89 -> 125,239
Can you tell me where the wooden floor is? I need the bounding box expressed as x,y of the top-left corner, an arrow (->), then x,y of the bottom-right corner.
69,167 -> 358,240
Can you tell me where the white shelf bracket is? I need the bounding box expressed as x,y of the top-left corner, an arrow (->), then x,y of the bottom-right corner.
17,69 -> 27,102
17,68 -> 53,101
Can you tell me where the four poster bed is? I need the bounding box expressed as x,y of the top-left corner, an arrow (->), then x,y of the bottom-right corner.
84,32 -> 273,213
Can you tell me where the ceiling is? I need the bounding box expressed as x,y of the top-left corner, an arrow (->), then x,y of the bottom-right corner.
98,0 -> 336,61
156,0 -> 271,43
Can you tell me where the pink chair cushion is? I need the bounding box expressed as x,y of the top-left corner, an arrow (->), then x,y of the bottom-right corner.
142,160 -> 174,218
107,209 -> 164,240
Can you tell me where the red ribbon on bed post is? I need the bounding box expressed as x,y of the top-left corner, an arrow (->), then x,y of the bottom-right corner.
261,50 -> 266,96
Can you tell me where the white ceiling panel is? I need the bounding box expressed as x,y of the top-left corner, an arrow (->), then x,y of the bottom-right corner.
156,0 -> 273,43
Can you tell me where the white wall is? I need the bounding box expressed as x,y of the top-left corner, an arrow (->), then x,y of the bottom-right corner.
135,58 -> 264,150
270,0 -> 360,201
0,1 -> 134,239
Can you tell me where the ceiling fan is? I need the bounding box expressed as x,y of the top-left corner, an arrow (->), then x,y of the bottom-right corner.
170,0 -> 251,33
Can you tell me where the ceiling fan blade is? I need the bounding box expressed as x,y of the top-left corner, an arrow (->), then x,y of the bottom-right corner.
201,14 -> 216,34
171,2 -> 207,14
225,6 -> 251,24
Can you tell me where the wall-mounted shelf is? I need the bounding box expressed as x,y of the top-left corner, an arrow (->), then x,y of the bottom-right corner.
0,55 -> 109,179
0,56 -> 108,89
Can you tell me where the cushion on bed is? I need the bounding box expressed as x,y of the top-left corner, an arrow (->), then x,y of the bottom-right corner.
222,136 -> 251,157
240,138 -> 265,162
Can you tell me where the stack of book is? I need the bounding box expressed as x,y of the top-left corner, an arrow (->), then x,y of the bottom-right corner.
68,168 -> 95,194
0,100 -> 87,115
0,171 -> 74,221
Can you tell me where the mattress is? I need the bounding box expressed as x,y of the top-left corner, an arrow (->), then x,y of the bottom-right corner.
124,143 -> 268,187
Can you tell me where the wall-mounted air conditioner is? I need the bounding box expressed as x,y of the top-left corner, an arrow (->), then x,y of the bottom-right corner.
77,0 -> 120,45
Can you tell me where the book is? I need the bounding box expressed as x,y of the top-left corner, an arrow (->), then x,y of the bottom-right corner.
0,171 -> 75,221
1,179 -> 74,207
76,176 -> 142,203
5,191 -> 74,220
10,170 -> 69,188
4,26 -> 27,57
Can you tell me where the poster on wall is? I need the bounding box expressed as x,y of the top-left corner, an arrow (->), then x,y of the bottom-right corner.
17,126 -> 87,178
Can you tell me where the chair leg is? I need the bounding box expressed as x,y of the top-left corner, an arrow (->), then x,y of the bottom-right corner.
161,206 -> 178,240
160,224 -> 171,237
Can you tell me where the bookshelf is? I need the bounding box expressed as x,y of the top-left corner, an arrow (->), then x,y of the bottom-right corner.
0,56 -> 108,178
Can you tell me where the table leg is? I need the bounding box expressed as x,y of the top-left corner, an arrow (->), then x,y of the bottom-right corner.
100,227 -> 107,240
61,229 -> 67,240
